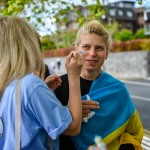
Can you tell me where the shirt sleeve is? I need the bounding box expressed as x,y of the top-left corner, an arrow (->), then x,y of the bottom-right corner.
27,84 -> 72,140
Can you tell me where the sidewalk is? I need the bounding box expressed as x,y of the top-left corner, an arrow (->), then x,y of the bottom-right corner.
142,130 -> 150,150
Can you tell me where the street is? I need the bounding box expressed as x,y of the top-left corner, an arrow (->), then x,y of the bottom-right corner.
120,78 -> 150,149
122,79 -> 150,131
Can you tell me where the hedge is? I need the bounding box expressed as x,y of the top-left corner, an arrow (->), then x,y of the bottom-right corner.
43,39 -> 150,57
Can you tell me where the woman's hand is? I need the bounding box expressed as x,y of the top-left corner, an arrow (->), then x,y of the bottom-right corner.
82,100 -> 100,118
45,75 -> 62,91
65,51 -> 83,79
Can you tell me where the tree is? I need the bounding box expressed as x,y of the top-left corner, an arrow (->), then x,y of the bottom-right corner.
0,0 -> 107,34
105,20 -> 121,42
0,0 -> 143,34
40,35 -> 57,51
40,30 -> 76,51
0,0 -> 143,50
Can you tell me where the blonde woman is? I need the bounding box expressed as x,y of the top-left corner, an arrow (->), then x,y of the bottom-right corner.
0,16 -> 83,149
54,20 -> 144,150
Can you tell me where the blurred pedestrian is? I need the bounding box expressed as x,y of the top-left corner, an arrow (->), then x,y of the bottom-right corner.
57,58 -> 61,70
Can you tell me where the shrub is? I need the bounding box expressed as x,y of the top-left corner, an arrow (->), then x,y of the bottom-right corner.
140,39 -> 150,50
43,47 -> 74,57
43,39 -> 150,57
134,28 -> 147,39
114,29 -> 133,41
111,39 -> 150,52
41,35 -> 57,51
125,39 -> 142,51
111,41 -> 128,52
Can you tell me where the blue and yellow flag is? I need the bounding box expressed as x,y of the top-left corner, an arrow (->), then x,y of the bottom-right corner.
71,70 -> 143,150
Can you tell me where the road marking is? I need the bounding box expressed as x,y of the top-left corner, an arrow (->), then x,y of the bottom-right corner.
131,95 -> 150,102
142,130 -> 150,150
122,80 -> 150,87
142,136 -> 150,149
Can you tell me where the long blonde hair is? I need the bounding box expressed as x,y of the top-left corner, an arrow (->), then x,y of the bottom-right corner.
75,20 -> 112,52
0,16 -> 45,95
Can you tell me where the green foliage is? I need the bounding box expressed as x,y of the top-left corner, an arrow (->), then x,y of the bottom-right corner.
0,0 -> 107,33
53,0 -> 107,28
140,39 -> 150,50
56,30 -> 76,48
40,35 -> 57,51
0,0 -> 75,34
0,0 -> 27,15
0,0 -> 145,52
105,20 -> 121,41
114,29 -> 133,41
134,28 -> 147,39
138,0 -> 143,5
40,30 -> 76,51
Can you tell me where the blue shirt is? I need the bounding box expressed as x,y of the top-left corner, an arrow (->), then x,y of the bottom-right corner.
0,74 -> 72,150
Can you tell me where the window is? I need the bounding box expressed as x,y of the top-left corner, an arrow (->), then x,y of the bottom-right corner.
118,10 -> 123,16
119,2 -> 123,7
109,9 -> 116,16
127,11 -> 133,17
144,24 -> 150,35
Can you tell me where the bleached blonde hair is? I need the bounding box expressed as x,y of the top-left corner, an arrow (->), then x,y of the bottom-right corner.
75,20 -> 112,52
0,16 -> 45,95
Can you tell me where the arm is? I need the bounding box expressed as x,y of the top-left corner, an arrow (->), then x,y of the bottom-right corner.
82,100 -> 100,118
45,74 -> 62,91
63,51 -> 83,136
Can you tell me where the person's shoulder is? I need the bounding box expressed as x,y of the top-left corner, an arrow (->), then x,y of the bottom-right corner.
101,70 -> 123,84
102,71 -> 128,93
60,74 -> 68,80
23,74 -> 42,82
22,74 -> 45,91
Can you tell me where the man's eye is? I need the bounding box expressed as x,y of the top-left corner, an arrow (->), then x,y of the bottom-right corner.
96,47 -> 104,51
83,46 -> 89,49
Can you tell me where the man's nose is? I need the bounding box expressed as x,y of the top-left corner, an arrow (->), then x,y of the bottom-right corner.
89,48 -> 96,56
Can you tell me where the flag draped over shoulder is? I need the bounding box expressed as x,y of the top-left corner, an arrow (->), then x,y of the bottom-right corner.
71,70 -> 143,150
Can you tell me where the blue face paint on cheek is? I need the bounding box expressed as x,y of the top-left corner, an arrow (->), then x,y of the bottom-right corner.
79,51 -> 83,55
